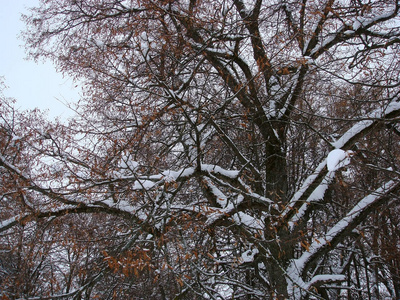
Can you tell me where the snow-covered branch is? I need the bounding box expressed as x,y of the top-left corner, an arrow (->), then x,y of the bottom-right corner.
287,179 -> 400,295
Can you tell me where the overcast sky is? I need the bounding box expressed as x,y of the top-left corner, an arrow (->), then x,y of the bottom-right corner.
0,0 -> 80,120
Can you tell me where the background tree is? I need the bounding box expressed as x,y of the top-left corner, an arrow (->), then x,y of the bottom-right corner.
1,0 -> 400,298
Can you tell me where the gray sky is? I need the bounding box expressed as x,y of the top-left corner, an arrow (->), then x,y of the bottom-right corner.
0,0 -> 80,120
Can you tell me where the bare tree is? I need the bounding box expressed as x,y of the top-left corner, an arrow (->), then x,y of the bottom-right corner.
1,0 -> 400,298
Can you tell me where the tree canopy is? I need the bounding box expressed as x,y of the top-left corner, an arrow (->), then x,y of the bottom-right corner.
1,0 -> 400,299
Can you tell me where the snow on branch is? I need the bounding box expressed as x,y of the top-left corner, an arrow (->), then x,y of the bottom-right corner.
0,203 -> 138,234
0,215 -> 22,233
197,177 -> 268,231
326,149 -> 354,172
130,164 -> 239,192
286,148 -> 354,229
308,4 -> 400,58
332,99 -> 400,149
283,99 -> 400,226
288,148 -> 354,231
0,154 -> 29,180
200,164 -> 240,179
288,171 -> 335,231
287,179 -> 399,293
285,161 -> 327,211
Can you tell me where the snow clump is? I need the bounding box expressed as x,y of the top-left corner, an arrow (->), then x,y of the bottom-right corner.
327,149 -> 354,171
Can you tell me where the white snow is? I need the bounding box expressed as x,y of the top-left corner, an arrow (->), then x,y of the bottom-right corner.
352,17 -> 364,30
332,100 -> 400,149
288,172 -> 334,231
241,248 -> 259,263
161,167 -> 195,181
11,134 -> 21,141
326,180 -> 397,239
132,179 -> 156,190
326,149 -> 353,171
343,30 -> 355,36
0,216 -> 18,231
120,154 -> 139,171
232,212 -> 264,230
284,160 -> 327,216
332,120 -> 373,149
201,164 -> 239,179
204,194 -> 245,226
287,179 -> 398,295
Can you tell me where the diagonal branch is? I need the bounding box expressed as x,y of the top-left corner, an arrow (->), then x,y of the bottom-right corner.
288,179 -> 400,283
